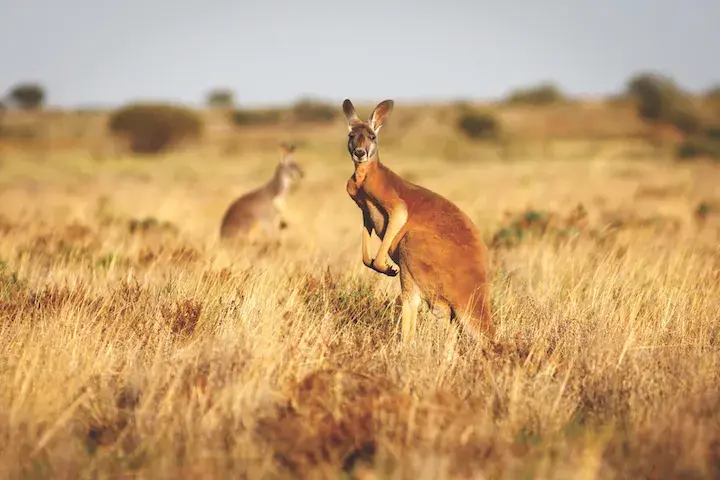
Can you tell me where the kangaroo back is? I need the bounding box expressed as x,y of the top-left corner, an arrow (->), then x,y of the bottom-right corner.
219,143 -> 304,240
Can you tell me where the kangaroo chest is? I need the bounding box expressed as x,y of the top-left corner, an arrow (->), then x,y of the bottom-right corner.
347,178 -> 388,238
272,195 -> 286,213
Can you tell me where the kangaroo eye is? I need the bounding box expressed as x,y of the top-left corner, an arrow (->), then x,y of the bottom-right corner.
369,134 -> 376,141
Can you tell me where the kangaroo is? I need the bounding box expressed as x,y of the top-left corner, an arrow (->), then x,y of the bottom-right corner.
342,99 -> 493,344
219,143 -> 304,241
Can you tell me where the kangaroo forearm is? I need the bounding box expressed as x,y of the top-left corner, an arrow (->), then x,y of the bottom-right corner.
375,203 -> 408,261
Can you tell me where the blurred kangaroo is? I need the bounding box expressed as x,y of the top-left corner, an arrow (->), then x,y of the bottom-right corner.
220,143 -> 304,241
342,99 -> 493,344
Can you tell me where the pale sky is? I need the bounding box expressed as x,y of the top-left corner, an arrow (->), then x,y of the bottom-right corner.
0,0 -> 718,108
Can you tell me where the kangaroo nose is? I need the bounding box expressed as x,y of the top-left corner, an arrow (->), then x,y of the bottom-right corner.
354,149 -> 366,158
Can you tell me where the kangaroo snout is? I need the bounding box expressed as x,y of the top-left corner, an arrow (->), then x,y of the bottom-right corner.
354,149 -> 366,158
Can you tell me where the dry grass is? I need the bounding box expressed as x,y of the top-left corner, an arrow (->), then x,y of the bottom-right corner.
0,140 -> 719,479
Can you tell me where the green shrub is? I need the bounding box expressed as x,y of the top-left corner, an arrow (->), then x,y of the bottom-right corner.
107,103 -> 203,155
504,82 -> 565,105
230,108 -> 283,127
457,110 -> 501,141
626,73 -> 702,135
206,88 -> 235,109
7,83 -> 45,110
291,98 -> 336,124
491,204 -> 590,249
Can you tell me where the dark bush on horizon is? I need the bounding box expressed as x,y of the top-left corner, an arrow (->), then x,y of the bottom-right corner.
504,82 -> 566,106
206,88 -> 235,109
626,73 -> 703,135
291,98 -> 337,124
107,103 -> 203,155
456,109 -> 501,141
230,108 -> 283,127
7,83 -> 46,110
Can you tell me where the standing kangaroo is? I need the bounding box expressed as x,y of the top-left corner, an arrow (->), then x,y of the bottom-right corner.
220,143 -> 304,241
343,99 -> 493,343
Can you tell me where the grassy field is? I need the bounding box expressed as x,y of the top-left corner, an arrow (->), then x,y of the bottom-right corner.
0,122 -> 719,479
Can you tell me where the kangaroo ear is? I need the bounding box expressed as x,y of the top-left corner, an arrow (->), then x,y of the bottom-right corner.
343,99 -> 361,131
368,100 -> 394,133
280,142 -> 296,155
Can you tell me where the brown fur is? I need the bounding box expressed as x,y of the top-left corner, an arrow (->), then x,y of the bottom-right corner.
343,99 -> 493,343
220,143 -> 304,241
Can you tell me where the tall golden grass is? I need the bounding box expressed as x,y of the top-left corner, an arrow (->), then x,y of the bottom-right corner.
0,140 -> 718,479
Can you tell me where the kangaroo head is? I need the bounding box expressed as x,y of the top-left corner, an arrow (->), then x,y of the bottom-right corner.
342,99 -> 394,164
276,143 -> 304,190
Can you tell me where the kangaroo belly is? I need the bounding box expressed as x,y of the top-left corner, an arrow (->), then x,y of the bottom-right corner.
366,199 -> 388,238
220,196 -> 272,238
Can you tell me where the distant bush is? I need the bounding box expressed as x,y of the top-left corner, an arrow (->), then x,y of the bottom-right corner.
504,82 -> 565,105
230,108 -> 283,127
627,73 -> 680,120
456,110 -> 501,141
7,83 -> 45,110
626,73 -> 702,135
291,98 -> 337,124
206,88 -> 235,109
107,103 -> 203,155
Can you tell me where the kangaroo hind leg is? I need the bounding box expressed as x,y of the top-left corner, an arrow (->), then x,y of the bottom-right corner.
399,270 -> 422,345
